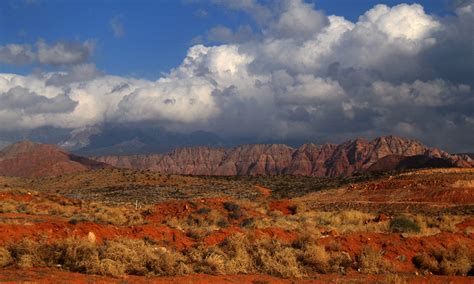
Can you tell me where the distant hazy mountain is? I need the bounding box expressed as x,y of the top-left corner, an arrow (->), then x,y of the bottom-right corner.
67,124 -> 229,156
0,124 -> 312,156
0,127 -> 71,146
0,124 -> 231,156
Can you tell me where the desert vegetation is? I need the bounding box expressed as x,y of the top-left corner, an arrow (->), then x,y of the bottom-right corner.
0,168 -> 473,282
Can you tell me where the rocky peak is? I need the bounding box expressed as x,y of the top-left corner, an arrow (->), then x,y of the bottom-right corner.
91,136 -> 473,176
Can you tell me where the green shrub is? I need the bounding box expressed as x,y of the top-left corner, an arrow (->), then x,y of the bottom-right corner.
228,212 -> 242,220
197,207 -> 211,215
223,202 -> 240,212
217,219 -> 229,228
241,218 -> 255,228
389,217 -> 420,233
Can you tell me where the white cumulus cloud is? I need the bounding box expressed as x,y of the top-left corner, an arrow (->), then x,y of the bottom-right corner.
0,0 -> 473,151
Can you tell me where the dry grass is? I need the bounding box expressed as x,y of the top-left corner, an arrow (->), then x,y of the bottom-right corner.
219,234 -> 303,278
357,246 -> 392,274
185,234 -> 304,278
5,237 -> 191,277
398,214 -> 467,236
3,235 -> 305,278
0,247 -> 12,267
422,215 -> 464,233
299,243 -> 331,273
164,208 -> 229,235
18,200 -> 78,217
251,209 -> 388,235
0,201 -> 17,213
385,273 -> 407,284
100,239 -> 191,276
465,226 -> 474,236
90,206 -> 128,225
1,203 -> 469,280
413,244 -> 473,276
2,233 -> 362,279
0,189 -> 148,226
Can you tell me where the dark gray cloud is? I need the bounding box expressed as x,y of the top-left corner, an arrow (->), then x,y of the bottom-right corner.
0,86 -> 77,114
0,40 -> 95,67
206,25 -> 255,43
0,44 -> 35,65
37,39 -> 94,66
45,64 -> 102,86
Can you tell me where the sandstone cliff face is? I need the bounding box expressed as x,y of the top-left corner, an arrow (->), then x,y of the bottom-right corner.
152,147 -> 227,175
0,141 -> 110,178
92,136 -> 473,177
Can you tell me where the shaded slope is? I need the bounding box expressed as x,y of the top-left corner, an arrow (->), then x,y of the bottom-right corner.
367,155 -> 457,172
0,141 -> 110,177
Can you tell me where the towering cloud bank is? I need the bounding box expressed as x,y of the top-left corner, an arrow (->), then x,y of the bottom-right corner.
0,1 -> 473,151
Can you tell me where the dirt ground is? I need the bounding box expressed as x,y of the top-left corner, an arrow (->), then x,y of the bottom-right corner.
0,168 -> 473,283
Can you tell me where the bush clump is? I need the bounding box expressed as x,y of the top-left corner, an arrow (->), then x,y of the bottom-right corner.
223,202 -> 240,212
217,219 -> 229,228
413,245 -> 473,276
5,238 -> 191,277
241,218 -> 255,228
389,217 -> 420,233
196,207 -> 211,215
357,246 -> 392,274
228,211 -> 242,220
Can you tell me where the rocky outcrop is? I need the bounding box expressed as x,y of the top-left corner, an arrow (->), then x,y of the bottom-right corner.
0,141 -> 111,178
92,136 -> 473,177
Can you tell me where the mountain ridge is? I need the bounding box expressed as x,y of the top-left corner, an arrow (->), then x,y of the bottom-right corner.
1,136 -> 471,178
92,136 -> 473,177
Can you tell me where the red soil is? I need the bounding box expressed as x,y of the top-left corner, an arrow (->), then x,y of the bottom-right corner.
412,187 -> 474,204
255,185 -> 272,198
0,216 -> 193,249
303,176 -> 474,205
0,213 -> 299,250
269,199 -> 295,215
203,227 -> 242,246
147,201 -> 195,223
0,267 -> 472,283
456,218 -> 474,231
147,198 -> 230,223
318,232 -> 474,273
0,192 -> 33,202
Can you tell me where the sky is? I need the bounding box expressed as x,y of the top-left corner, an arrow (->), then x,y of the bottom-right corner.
0,0 -> 454,77
0,0 -> 473,152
